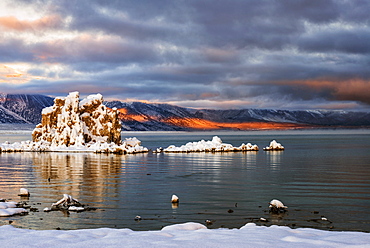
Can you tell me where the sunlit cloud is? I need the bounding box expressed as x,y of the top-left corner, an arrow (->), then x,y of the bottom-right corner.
0,15 -> 62,31
0,0 -> 369,112
0,64 -> 39,84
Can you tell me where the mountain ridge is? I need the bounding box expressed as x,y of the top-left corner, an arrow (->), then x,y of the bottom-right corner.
1,93 -> 369,131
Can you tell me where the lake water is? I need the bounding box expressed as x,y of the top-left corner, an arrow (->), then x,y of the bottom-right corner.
0,127 -> 370,232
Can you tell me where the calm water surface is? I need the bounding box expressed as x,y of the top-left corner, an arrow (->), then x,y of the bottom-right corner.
0,128 -> 369,232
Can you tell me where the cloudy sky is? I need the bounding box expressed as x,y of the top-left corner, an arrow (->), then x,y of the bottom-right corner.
0,0 -> 369,111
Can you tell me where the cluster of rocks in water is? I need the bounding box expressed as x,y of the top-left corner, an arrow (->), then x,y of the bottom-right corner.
2,188 -> 334,231
1,188 -> 95,218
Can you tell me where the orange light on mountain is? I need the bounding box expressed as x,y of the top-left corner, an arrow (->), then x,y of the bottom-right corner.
163,117 -> 307,130
114,108 -> 310,130
117,108 -> 128,114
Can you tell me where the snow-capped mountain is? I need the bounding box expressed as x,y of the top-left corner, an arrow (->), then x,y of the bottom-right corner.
0,93 -> 54,124
105,101 -> 370,131
1,93 -> 369,130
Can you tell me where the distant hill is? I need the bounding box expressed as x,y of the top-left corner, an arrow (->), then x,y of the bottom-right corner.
105,101 -> 370,131
1,93 -> 370,130
0,93 -> 54,124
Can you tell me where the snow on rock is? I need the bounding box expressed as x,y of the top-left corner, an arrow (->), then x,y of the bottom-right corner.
0,92 -> 148,154
162,136 -> 259,153
18,188 -> 30,197
49,194 -> 92,212
32,91 -> 121,146
0,201 -> 28,217
171,194 -> 179,203
52,194 -> 80,208
263,140 -> 285,151
123,137 -> 141,147
269,199 -> 288,213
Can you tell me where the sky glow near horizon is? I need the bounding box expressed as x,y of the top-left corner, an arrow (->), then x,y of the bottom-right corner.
0,0 -> 370,111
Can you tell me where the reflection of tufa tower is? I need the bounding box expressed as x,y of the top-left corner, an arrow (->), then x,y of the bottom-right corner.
32,92 -> 121,147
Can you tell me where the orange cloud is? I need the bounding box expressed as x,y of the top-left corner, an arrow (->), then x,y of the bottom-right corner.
0,15 -> 62,31
5,73 -> 23,78
0,64 -> 42,84
200,92 -> 220,98
282,78 -> 370,104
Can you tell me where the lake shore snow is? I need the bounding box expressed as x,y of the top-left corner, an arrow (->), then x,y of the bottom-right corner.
1,222 -> 369,248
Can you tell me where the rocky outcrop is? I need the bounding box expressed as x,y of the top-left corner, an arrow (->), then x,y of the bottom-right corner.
32,92 -> 121,147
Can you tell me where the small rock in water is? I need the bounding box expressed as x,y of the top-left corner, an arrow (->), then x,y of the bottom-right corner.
205,220 -> 213,225
269,199 -> 288,213
18,188 -> 30,197
259,217 -> 268,222
52,194 -> 80,208
134,215 -> 142,221
171,194 -> 179,203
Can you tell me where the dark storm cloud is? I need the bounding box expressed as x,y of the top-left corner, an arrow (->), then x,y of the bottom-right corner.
1,0 -> 370,111
297,28 -> 370,54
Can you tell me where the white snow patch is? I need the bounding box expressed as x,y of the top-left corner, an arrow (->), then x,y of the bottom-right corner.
162,136 -> 259,153
263,140 -> 284,151
269,199 -> 288,210
0,222 -> 369,247
0,201 -> 27,217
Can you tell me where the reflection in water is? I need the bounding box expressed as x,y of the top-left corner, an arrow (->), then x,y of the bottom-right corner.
0,152 -> 124,230
266,151 -> 283,170
32,153 -> 122,204
244,152 -> 257,168
1,131 -> 370,232
0,153 -> 32,197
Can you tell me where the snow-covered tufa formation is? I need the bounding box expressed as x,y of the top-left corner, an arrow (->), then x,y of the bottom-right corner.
263,140 -> 284,151
0,92 -> 148,154
32,91 -> 121,146
161,136 -> 259,153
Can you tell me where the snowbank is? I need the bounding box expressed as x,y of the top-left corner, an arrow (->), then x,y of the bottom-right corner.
1,222 -> 369,247
161,136 -> 259,153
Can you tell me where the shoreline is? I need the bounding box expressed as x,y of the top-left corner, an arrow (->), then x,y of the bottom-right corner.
1,222 -> 370,247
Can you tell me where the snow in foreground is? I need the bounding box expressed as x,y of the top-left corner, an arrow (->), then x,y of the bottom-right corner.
1,222 -> 369,248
